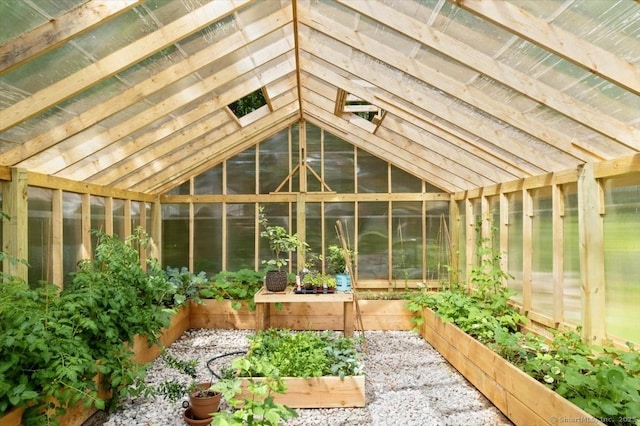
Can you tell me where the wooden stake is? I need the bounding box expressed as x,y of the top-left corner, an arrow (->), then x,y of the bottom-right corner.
335,220 -> 368,353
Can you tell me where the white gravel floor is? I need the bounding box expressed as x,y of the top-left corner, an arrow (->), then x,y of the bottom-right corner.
103,329 -> 513,426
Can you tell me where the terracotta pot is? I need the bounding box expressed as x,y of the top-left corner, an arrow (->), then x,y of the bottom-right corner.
183,407 -> 214,425
189,382 -> 221,420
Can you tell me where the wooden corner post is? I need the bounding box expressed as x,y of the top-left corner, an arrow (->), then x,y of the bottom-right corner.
577,163 -> 605,344
2,168 -> 29,281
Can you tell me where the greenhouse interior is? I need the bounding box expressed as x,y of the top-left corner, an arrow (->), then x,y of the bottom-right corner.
1,0 -> 639,425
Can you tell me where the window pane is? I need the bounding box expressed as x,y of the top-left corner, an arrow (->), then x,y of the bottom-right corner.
28,187 -> 53,286
259,130 -> 290,194
324,130 -> 354,193
392,201 -> 422,285
427,201 -> 450,281
162,204 -> 189,268
603,177 -> 640,343
194,203 -> 221,275
508,191 -> 523,303
63,192 -> 82,288
113,199 -> 125,239
358,202 -> 388,279
227,203 -> 255,271
563,184 -> 580,325
391,166 -> 422,193
228,148 -> 256,194
531,187 -> 552,315
357,149 -> 387,193
194,166 -> 222,195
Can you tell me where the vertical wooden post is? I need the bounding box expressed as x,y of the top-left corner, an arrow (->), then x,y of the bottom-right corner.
104,197 -> 113,235
522,189 -> 533,315
577,163 -> 605,344
150,197 -> 162,264
2,168 -> 28,281
124,199 -> 132,237
552,184 -> 565,325
52,189 -> 63,289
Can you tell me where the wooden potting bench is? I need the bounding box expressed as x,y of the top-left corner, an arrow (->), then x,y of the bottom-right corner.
253,286 -> 354,336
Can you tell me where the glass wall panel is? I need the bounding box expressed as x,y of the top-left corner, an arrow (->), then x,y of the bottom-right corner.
162,204 -> 189,268
166,180 -> 190,195
306,125 -> 322,193
324,202 -> 355,267
427,201 -> 450,281
228,148 -> 256,194
563,184 -> 580,324
304,202 -> 323,270
507,191 -> 523,302
131,201 -> 141,232
194,166 -> 222,195
358,202 -> 388,279
391,166 -> 421,193
257,203 -> 293,271
531,187 -> 553,315
28,187 -> 53,286
489,196 -> 500,259
259,130 -> 290,194
457,200 -> 466,282
90,196 -> 105,255
357,149 -> 387,193
113,198 -> 125,239
62,192 -> 82,287
324,130 -> 354,193
194,203 -> 222,275
603,177 -> 640,343
392,201 -> 422,285
227,203 -> 256,271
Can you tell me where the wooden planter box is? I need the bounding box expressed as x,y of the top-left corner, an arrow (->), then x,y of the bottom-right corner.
239,375 -> 365,408
0,407 -> 24,426
190,299 -> 257,329
191,297 -> 413,331
420,308 -> 604,426
132,304 -> 191,363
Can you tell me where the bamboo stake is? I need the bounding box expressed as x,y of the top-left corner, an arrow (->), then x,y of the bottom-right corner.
335,220 -> 367,353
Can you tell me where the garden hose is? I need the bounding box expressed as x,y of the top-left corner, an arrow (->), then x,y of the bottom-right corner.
206,351 -> 247,380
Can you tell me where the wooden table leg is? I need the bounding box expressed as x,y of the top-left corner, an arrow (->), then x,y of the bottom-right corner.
255,302 -> 270,330
343,301 -> 354,337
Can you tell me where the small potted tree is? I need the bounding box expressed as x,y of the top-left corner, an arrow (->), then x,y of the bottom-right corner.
326,245 -> 354,292
259,206 -> 306,292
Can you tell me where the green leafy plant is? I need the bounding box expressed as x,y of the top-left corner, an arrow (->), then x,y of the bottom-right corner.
211,357 -> 297,426
407,220 -> 640,426
258,207 -> 306,272
199,269 -> 264,310
301,272 -> 336,290
326,245 -> 353,274
0,227 -> 174,425
237,329 -> 363,379
163,266 -> 206,308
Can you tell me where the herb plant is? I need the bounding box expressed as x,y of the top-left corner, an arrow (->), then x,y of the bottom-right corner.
199,269 -> 264,310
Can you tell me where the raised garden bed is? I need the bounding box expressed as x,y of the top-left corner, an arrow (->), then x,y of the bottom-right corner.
238,376 -> 365,408
420,307 -> 604,426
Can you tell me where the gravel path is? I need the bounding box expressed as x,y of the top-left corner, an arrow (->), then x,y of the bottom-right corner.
103,329 -> 513,426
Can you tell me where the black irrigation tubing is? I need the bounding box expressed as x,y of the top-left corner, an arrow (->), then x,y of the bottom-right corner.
206,351 -> 247,380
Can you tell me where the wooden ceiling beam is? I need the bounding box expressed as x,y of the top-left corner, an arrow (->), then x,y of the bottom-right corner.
299,28 -> 568,173
451,0 -> 640,96
0,0 -> 144,74
129,99 -> 300,193
0,4 -> 292,166
19,41 -> 295,175
301,88 -> 471,191
336,0 -> 640,150
303,72 -> 519,183
300,8 -> 606,163
0,8 -> 290,165
0,0 -> 252,132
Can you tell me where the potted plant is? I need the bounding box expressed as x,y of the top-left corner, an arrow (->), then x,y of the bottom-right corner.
326,245 -> 354,292
258,206 -> 307,292
152,351 -> 221,423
